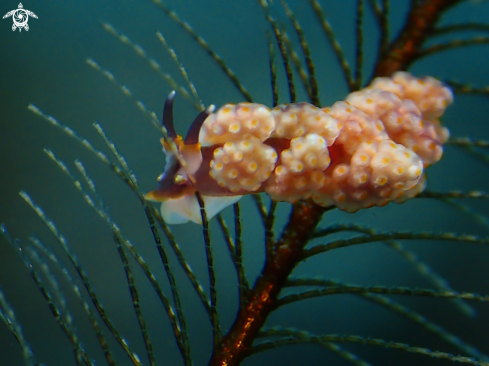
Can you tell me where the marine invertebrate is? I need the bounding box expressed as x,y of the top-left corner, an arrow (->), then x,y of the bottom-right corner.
147,72 -> 450,220
1,1 -> 489,366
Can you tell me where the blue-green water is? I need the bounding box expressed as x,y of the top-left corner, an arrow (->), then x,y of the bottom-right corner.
1,1 -> 489,365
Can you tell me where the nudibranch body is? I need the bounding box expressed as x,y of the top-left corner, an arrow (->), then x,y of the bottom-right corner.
145,72 -> 453,224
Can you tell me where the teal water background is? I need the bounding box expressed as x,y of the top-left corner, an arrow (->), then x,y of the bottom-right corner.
1,1 -> 489,365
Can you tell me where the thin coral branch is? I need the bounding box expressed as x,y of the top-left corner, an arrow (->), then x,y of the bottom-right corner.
277,285 -> 489,307
217,214 -> 237,260
267,31 -> 279,107
354,0 -> 365,91
452,140 -> 489,166
74,163 -> 154,366
1,224 -> 93,366
100,22 -> 198,110
256,325 -> 371,366
258,0 -> 296,103
85,58 -> 161,130
29,237 -> 117,366
156,31 -> 205,111
281,30 -> 312,102
280,0 -> 320,105
308,0 -> 355,91
23,105 -> 200,363
150,0 -> 253,102
313,222 -> 477,316
27,104 -> 113,165
361,293 -> 487,360
19,192 -> 142,366
0,231 -> 37,366
285,277 -> 487,359
446,81 -> 489,96
27,248 -> 89,366
0,286 -> 36,366
450,193 -> 489,227
379,0 -> 390,56
253,327 -> 489,365
75,154 -> 193,364
233,203 -> 250,307
419,190 -> 489,199
85,58 -> 195,179
252,195 -> 268,222
83,123 -> 194,364
93,122 -> 138,185
304,231 -> 489,260
196,192 -> 222,350
448,137 -> 489,148
29,104 -> 212,331
431,23 -> 489,36
384,238 -> 476,317
216,212 -> 249,309
112,234 -> 156,366
419,36 -> 489,58
150,206 -> 213,318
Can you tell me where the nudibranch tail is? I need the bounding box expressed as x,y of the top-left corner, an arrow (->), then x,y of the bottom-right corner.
147,72 -> 453,224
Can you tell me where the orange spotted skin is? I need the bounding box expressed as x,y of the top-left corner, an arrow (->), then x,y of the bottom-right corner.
197,138 -> 291,196
149,71 -> 451,213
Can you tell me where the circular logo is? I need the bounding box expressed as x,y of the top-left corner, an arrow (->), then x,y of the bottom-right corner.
12,9 -> 28,28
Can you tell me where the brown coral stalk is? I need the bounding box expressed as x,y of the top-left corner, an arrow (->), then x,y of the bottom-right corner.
209,201 -> 325,366
374,0 -> 462,77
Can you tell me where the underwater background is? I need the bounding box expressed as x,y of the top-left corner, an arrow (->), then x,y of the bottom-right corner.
1,0 -> 489,365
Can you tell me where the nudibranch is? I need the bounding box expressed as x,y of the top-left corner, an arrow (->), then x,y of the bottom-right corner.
145,72 -> 453,224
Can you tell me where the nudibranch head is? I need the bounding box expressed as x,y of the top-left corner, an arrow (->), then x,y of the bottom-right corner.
144,92 -> 209,224
147,73 -> 452,224
145,91 -> 244,225
145,91 -> 208,203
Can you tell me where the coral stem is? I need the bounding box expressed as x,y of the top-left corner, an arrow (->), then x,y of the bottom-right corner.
374,0 -> 462,77
209,201 -> 325,365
